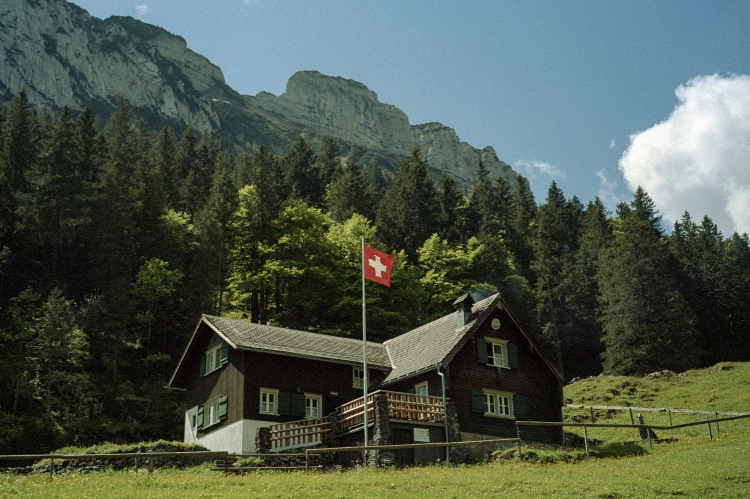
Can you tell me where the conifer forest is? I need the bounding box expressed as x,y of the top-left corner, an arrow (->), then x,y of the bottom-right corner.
1,90 -> 748,454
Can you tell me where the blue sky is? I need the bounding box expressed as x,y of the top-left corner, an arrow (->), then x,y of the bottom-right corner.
70,0 -> 750,235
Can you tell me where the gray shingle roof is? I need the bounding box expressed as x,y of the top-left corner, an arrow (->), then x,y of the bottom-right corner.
170,292 -> 562,391
380,294 -> 498,385
202,315 -> 391,369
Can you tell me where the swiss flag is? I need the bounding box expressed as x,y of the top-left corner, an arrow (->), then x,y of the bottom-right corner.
363,244 -> 395,287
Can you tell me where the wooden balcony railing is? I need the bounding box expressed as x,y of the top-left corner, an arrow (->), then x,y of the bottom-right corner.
337,390 -> 446,430
267,391 -> 446,451
269,417 -> 330,452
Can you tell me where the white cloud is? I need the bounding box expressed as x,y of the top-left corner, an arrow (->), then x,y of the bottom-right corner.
619,74 -> 750,235
609,138 -> 617,149
136,4 -> 149,18
596,168 -> 622,209
515,160 -> 565,189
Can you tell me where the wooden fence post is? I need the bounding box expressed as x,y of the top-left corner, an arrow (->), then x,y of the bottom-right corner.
583,426 -> 589,456
49,457 -> 53,478
516,424 -> 522,457
715,412 -> 720,437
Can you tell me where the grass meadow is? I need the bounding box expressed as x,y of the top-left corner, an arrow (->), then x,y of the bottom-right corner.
2,363 -> 748,498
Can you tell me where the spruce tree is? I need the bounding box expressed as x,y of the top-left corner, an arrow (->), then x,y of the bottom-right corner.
435,173 -> 463,242
508,174 -> 537,274
376,147 -> 438,258
598,189 -> 698,374
530,181 -> 579,376
326,159 -> 374,222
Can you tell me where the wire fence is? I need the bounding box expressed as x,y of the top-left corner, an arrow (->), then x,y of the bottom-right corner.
518,412 -> 750,455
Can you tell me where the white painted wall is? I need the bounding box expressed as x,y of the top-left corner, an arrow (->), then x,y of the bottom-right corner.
182,411 -> 274,454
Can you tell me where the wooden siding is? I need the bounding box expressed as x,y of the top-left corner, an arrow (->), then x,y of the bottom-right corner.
241,349 -> 388,422
185,328 -> 245,435
447,308 -> 563,445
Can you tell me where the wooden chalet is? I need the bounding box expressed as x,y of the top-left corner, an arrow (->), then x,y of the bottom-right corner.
168,293 -> 565,463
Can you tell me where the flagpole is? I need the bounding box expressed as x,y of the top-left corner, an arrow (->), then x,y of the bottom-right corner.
361,236 -> 369,466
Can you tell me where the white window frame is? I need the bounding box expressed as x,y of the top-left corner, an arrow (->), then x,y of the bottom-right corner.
260,388 -> 279,415
205,344 -> 221,374
414,381 -> 429,396
203,397 -> 222,428
353,367 -> 367,389
305,393 -> 323,419
483,389 -> 514,418
486,338 -> 509,368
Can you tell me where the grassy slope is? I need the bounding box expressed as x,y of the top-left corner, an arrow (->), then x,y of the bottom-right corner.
2,363 -> 748,498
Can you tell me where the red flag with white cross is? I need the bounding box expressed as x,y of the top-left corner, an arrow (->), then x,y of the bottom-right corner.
363,244 -> 395,287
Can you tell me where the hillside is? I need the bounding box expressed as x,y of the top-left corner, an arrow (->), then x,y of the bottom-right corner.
561,362 -> 750,450
564,362 -> 750,414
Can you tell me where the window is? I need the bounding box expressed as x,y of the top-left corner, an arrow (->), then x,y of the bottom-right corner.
206,345 -> 220,372
487,339 -> 508,367
196,396 -> 227,429
260,388 -> 279,415
414,381 -> 428,396
199,342 -> 229,376
305,394 -> 322,418
353,367 -> 367,389
484,391 -> 511,416
477,338 -> 519,368
471,389 -> 526,419
205,398 -> 220,426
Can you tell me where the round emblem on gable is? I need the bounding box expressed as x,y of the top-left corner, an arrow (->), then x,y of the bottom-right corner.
491,318 -> 501,330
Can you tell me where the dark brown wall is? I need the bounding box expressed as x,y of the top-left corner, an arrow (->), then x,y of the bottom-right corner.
185,327 -> 245,435
241,350 -> 388,423
447,307 -> 563,444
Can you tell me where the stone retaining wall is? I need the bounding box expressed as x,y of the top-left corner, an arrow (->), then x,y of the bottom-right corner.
33,446 -> 213,474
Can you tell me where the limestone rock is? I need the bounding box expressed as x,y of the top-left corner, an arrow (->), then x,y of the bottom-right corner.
252,71 -> 518,186
1,0 -> 222,131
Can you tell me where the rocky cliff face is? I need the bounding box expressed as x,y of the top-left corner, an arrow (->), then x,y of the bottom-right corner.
1,1 -> 518,188
252,71 -> 515,186
1,0 -> 223,131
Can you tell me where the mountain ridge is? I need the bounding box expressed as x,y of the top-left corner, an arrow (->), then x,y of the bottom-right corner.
1,0 -> 518,187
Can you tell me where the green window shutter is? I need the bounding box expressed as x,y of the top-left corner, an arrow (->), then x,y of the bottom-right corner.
513,395 -> 527,419
199,355 -> 206,377
219,342 -> 229,366
470,389 -> 485,413
291,393 -> 306,418
196,406 -> 204,429
406,387 -> 416,394
477,338 -> 488,364
218,396 -> 228,420
278,392 -> 292,415
507,342 -> 519,368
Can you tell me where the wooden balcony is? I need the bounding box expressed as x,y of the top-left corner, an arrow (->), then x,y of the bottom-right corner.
266,390 -> 446,452
337,390 -> 446,430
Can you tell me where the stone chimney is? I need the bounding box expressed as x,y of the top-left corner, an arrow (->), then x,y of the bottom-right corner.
452,294 -> 475,328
